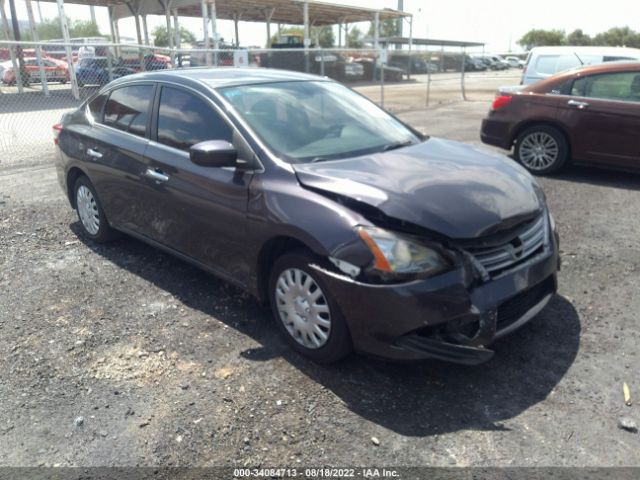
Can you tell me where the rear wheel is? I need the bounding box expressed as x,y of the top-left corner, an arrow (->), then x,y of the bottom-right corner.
268,251 -> 352,363
74,176 -> 118,243
514,125 -> 568,175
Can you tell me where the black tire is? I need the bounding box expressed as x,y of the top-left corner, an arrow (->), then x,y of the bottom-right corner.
514,125 -> 568,175
268,251 -> 352,363
73,176 -> 119,243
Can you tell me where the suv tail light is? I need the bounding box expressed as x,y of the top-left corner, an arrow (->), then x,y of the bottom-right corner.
52,123 -> 63,145
491,94 -> 513,111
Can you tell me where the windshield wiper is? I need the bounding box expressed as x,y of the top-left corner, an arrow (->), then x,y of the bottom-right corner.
381,140 -> 414,152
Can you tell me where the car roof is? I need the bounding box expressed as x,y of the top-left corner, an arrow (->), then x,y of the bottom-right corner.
526,61 -> 640,91
106,67 -> 324,90
528,46 -> 640,56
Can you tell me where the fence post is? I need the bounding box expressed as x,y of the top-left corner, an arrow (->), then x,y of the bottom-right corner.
426,51 -> 431,108
460,46 -> 467,101
380,49 -> 385,108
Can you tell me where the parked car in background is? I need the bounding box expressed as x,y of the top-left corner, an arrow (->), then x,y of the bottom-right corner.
1,56 -> 69,85
121,53 -> 172,72
481,62 -> 640,174
474,56 -> 501,70
505,56 -> 525,69
520,46 -> 640,85
354,57 -> 405,81
464,56 -> 488,71
388,55 -> 438,74
489,55 -> 511,70
75,57 -> 136,87
54,68 -> 558,364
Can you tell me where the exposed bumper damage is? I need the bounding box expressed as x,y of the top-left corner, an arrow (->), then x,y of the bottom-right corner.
311,224 -> 559,364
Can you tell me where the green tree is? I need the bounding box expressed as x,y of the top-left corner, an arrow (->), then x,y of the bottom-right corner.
24,16 -> 102,40
71,20 -> 101,37
566,29 -> 592,46
593,26 -> 640,48
346,26 -> 364,48
314,26 -> 335,48
517,29 -> 565,50
367,19 -> 399,39
152,25 -> 196,47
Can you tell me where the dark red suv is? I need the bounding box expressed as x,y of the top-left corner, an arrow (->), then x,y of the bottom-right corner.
481,62 -> 640,174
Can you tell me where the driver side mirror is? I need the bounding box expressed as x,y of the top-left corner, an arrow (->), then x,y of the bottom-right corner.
190,140 -> 237,168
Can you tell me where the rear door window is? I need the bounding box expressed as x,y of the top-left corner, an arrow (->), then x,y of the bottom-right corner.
156,86 -> 232,151
572,72 -> 640,102
103,84 -> 154,137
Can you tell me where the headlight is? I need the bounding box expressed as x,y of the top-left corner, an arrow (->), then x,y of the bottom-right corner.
357,226 -> 450,277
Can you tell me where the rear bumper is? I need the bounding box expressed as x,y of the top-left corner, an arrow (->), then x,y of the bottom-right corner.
313,230 -> 559,364
480,118 -> 513,150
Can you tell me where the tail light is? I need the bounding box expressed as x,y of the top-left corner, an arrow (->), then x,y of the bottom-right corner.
52,123 -> 63,145
491,94 -> 513,111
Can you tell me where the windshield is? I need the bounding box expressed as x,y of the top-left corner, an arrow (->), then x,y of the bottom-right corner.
219,81 -> 420,163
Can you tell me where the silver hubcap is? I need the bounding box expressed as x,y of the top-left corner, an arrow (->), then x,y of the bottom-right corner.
76,185 -> 100,235
519,132 -> 559,170
275,268 -> 331,349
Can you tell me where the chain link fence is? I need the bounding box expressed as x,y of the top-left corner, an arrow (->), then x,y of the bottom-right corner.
0,40 -> 521,168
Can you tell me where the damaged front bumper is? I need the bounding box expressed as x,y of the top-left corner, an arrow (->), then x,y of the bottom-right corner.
311,239 -> 559,365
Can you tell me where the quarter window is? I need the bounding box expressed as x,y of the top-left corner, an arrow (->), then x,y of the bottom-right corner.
88,93 -> 108,122
103,85 -> 154,137
156,86 -> 232,151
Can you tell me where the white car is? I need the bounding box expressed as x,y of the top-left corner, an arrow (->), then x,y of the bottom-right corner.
505,56 -> 525,69
521,46 -> 640,85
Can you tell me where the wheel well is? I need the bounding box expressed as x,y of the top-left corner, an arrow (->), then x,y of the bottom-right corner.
511,121 -> 572,156
256,236 -> 312,305
66,167 -> 85,208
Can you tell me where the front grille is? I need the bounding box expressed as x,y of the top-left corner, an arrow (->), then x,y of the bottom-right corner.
497,276 -> 555,330
463,214 -> 548,278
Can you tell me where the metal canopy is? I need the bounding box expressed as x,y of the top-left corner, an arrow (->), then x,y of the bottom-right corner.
375,36 -> 484,48
39,0 -> 411,25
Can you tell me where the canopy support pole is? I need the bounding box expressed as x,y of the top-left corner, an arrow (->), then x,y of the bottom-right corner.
56,0 -> 79,99
26,0 -> 49,96
0,0 -> 22,93
209,0 -> 218,66
201,0 -> 210,65
264,7 -> 274,48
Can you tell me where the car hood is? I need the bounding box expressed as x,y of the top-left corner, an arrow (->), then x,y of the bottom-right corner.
293,138 -> 543,239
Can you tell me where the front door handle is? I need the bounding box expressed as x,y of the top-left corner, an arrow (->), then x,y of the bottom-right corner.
87,148 -> 103,159
144,168 -> 169,183
567,99 -> 589,109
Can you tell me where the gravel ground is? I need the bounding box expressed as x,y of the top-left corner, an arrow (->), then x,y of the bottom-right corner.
1,100 -> 639,468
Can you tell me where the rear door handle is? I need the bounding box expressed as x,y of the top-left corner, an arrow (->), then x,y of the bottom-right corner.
567,99 -> 589,109
87,148 -> 103,159
144,167 -> 169,183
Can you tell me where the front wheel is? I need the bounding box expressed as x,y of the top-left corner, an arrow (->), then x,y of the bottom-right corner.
74,176 -> 119,243
268,251 -> 352,363
514,125 -> 568,175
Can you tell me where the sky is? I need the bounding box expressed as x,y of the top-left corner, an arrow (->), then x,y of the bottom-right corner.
7,0 -> 640,52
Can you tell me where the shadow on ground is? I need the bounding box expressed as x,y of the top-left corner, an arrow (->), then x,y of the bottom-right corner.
551,165 -> 640,191
72,222 -> 580,438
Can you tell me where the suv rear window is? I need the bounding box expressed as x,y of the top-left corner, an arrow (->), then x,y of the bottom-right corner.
534,55 -> 559,75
